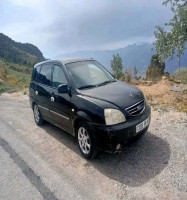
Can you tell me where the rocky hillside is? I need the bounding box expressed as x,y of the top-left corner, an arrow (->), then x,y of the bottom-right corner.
0,33 -> 45,65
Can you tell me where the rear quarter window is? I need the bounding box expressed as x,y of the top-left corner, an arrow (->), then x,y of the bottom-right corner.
38,64 -> 53,86
32,65 -> 41,82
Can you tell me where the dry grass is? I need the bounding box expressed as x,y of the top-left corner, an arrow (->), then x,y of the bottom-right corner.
134,80 -> 187,113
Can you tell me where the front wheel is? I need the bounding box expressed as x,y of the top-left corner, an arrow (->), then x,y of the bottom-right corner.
76,122 -> 98,160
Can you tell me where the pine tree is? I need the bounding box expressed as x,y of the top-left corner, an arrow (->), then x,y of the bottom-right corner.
111,53 -> 123,79
146,54 -> 165,81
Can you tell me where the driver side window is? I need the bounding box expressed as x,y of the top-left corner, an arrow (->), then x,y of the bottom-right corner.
52,65 -> 67,88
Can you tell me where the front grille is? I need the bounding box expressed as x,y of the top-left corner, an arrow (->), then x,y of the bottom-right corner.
125,99 -> 145,116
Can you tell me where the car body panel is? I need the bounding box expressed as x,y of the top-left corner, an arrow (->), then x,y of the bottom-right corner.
49,87 -> 73,133
79,80 -> 144,109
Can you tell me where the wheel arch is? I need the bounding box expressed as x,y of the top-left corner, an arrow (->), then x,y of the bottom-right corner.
73,111 -> 93,135
32,101 -> 37,110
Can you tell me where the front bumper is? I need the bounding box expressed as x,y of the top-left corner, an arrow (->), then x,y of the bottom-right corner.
92,105 -> 151,152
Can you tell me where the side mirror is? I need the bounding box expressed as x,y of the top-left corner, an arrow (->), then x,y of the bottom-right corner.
58,84 -> 70,94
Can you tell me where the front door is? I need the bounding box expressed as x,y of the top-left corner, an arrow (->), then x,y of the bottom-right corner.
49,64 -> 73,134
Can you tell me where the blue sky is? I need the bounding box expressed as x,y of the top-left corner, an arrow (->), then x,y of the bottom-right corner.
0,0 -> 172,58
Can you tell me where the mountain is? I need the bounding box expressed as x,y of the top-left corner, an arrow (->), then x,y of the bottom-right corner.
0,33 -> 45,65
58,43 -> 187,75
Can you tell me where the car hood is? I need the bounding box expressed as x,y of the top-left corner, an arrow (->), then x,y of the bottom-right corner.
79,81 -> 144,109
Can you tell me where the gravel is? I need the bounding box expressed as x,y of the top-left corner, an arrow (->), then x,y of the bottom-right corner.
0,93 -> 186,200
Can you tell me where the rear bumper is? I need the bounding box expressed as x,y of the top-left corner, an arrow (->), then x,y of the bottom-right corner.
92,105 -> 151,152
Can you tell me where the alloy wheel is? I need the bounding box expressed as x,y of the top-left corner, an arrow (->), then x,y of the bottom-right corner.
34,105 -> 40,123
78,127 -> 91,154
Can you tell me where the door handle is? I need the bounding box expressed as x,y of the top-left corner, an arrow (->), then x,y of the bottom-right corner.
35,91 -> 38,95
51,96 -> 55,102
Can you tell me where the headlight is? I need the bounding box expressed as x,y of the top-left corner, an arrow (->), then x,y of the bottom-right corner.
104,109 -> 126,125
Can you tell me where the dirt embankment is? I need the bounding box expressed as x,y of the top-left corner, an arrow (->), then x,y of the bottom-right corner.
134,80 -> 187,112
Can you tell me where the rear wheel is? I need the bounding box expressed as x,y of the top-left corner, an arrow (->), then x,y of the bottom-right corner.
33,104 -> 44,126
76,122 -> 98,160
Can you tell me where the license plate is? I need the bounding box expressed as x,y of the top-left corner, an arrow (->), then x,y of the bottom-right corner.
136,117 -> 149,133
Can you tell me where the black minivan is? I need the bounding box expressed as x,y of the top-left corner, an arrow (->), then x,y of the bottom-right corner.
29,58 -> 151,159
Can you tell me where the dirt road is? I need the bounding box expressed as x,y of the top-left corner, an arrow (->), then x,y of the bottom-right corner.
0,93 -> 186,200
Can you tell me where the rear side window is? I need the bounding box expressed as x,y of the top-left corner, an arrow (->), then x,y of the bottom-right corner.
32,65 -> 41,82
52,65 -> 67,88
38,64 -> 53,86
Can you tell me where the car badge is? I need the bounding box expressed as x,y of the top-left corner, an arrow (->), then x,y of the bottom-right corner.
130,91 -> 133,97
137,105 -> 142,111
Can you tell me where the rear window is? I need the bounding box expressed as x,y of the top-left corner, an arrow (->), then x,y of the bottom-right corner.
32,65 -> 41,82
38,64 -> 53,86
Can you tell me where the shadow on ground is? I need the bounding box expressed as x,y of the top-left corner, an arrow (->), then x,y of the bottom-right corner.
42,123 -> 171,187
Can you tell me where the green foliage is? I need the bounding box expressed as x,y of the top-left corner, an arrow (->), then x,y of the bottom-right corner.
146,54 -> 165,81
164,71 -> 170,77
0,61 -> 32,93
111,53 -> 123,79
9,65 -> 32,74
133,66 -> 138,80
154,0 -> 187,67
0,81 -> 13,93
0,33 -> 45,66
123,69 -> 132,82
1,67 -> 8,77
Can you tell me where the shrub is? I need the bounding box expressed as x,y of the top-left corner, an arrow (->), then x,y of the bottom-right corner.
146,54 -> 165,81
123,69 -> 132,82
174,68 -> 187,84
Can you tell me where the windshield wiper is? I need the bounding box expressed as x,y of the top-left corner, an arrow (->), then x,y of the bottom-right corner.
78,80 -> 116,89
97,79 -> 116,86
78,84 -> 97,90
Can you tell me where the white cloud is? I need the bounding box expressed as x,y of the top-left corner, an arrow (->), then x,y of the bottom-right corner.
1,0 -> 172,57
8,0 -> 45,10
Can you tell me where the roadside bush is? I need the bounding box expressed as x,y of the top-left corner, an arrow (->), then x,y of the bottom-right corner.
174,68 -> 187,84
8,76 -> 18,85
123,69 -> 132,82
0,82 -> 12,93
146,54 -> 165,81
0,67 -> 8,77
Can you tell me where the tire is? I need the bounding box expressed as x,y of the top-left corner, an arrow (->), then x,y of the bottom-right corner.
33,104 -> 44,126
76,121 -> 99,160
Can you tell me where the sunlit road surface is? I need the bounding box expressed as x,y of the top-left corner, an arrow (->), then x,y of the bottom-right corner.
0,94 -> 186,200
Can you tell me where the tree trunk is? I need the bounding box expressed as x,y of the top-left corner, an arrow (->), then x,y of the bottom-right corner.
178,57 -> 181,69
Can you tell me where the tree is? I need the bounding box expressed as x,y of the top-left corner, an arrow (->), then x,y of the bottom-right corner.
154,0 -> 187,68
124,69 -> 132,82
146,54 -> 165,81
111,53 -> 123,79
133,66 -> 138,80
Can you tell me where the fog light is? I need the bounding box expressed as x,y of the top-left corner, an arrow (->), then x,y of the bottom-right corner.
116,144 -> 121,150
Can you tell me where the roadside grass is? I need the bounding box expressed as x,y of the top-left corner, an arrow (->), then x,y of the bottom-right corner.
0,60 -> 32,94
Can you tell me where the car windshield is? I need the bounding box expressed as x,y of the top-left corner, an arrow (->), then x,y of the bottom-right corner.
65,60 -> 115,89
